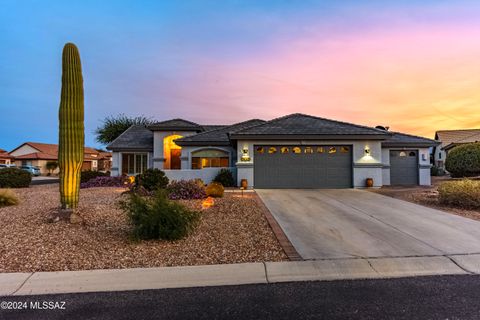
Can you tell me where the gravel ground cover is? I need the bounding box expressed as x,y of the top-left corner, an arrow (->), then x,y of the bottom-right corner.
370,177 -> 480,221
0,185 -> 286,272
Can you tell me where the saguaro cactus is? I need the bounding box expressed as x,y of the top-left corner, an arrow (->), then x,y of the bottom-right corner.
58,43 -> 84,209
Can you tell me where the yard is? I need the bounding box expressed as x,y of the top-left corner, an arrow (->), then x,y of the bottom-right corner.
0,185 -> 287,273
370,176 -> 480,221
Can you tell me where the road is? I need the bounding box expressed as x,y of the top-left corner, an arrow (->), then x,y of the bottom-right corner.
1,275 -> 480,320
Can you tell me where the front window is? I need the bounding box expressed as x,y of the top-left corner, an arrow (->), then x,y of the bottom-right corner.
122,153 -> 148,175
191,149 -> 229,169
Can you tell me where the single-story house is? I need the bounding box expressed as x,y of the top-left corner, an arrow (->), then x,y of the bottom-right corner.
0,148 -> 13,164
107,113 -> 437,188
9,142 -> 112,175
433,129 -> 480,169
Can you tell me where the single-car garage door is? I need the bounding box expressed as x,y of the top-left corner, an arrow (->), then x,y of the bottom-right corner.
254,145 -> 352,189
390,150 -> 418,185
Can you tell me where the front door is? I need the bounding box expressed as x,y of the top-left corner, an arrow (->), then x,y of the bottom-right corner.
170,149 -> 181,170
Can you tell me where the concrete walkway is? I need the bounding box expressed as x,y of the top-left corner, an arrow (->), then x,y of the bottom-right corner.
1,254 -> 480,296
256,189 -> 480,260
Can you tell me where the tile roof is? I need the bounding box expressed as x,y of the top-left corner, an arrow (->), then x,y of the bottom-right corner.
106,125 -> 154,151
435,129 -> 480,146
230,113 -> 388,138
147,118 -> 203,131
382,131 -> 438,147
14,152 -> 58,160
9,142 -> 102,160
175,119 -> 266,146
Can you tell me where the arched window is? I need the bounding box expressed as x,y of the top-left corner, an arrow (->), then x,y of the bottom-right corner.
281,147 -> 289,154
268,147 -> 277,154
191,149 -> 229,169
292,147 -> 301,154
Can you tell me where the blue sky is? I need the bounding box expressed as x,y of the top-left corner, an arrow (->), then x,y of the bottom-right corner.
1,0 -> 480,150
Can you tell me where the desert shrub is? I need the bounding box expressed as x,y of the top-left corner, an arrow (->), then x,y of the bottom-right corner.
80,176 -> 127,188
193,178 -> 205,188
0,168 -> 31,188
445,143 -> 480,178
213,169 -> 235,187
121,191 -> 201,240
438,179 -> 480,209
167,180 -> 206,200
81,170 -> 109,183
0,189 -> 19,207
430,166 -> 445,176
206,182 -> 224,198
134,169 -> 169,191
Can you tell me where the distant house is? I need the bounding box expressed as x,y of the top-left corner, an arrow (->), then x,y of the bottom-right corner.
8,142 -> 112,175
0,148 -> 13,165
434,129 -> 480,169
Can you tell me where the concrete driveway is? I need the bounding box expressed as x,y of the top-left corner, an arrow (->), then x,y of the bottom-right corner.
256,189 -> 480,260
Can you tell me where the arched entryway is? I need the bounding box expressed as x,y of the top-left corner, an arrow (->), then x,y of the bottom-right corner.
164,135 -> 183,169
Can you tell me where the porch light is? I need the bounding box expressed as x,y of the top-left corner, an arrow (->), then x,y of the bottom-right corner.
364,146 -> 371,156
241,147 -> 250,162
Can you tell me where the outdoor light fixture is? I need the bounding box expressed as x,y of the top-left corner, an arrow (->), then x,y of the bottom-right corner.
364,146 -> 371,156
241,147 -> 250,161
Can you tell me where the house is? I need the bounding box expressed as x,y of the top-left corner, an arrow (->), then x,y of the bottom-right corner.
433,129 -> 480,169
0,148 -> 13,165
9,142 -> 112,175
107,113 -> 437,188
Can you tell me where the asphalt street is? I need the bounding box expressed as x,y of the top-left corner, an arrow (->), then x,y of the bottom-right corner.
1,275 -> 480,320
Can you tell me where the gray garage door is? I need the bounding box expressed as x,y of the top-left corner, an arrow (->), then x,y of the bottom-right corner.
390,150 -> 418,185
254,145 -> 352,189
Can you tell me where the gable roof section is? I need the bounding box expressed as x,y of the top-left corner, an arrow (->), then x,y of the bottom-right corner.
10,142 -> 100,159
435,129 -> 480,146
175,119 -> 266,146
147,118 -> 203,132
230,113 -> 389,140
14,152 -> 58,160
382,131 -> 438,148
106,125 -> 153,151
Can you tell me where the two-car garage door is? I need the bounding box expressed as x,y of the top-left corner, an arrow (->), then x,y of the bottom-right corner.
254,145 -> 352,189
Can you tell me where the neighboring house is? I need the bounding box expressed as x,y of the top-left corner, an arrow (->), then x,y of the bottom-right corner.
0,148 -> 13,164
433,129 -> 480,169
9,142 -> 112,175
107,113 -> 437,188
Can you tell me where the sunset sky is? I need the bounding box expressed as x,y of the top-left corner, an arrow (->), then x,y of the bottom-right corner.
1,0 -> 480,150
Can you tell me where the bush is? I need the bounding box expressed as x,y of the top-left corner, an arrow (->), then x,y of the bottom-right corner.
213,169 -> 235,187
134,169 -> 169,191
120,191 -> 201,240
80,176 -> 127,188
445,143 -> 480,178
81,170 -> 109,184
206,182 -> 224,198
0,189 -> 19,207
430,166 -> 445,176
167,180 -> 206,200
438,179 -> 480,209
0,168 -> 31,188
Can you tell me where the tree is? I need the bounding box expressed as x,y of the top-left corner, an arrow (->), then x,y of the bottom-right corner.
46,161 -> 58,175
95,114 -> 154,145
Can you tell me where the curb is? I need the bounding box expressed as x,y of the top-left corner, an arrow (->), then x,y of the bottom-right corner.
1,254 -> 479,297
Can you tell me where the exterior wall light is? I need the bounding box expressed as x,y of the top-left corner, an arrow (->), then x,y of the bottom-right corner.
364,146 -> 371,156
241,147 -> 251,162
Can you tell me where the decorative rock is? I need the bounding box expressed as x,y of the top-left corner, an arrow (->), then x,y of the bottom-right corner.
69,213 -> 83,224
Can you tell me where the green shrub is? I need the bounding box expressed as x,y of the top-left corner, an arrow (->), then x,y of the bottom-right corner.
430,166 -> 445,176
120,191 -> 201,240
80,170 -> 109,183
445,143 -> 480,178
438,179 -> 480,209
213,169 -> 235,187
0,189 -> 19,207
0,168 -> 31,188
206,182 -> 224,198
134,169 -> 169,192
193,178 -> 205,188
